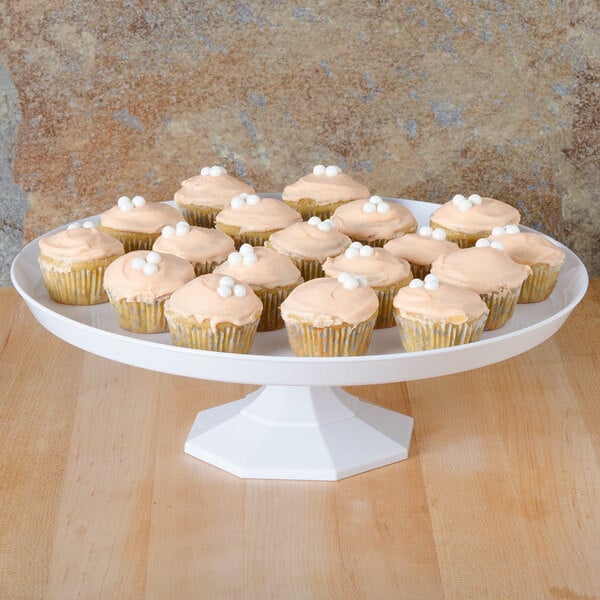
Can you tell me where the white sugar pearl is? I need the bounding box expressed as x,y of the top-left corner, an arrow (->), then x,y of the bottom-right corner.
505,225 -> 520,234
457,198 -> 473,212
142,262 -> 158,275
362,202 -> 377,213
491,226 -> 506,236
217,285 -> 232,297
228,252 -> 242,265
200,166 -> 211,176
342,277 -> 359,289
424,273 -> 439,285
162,225 -> 175,238
317,221 -> 332,232
344,247 -> 360,259
246,194 -> 261,206
307,216 -> 321,226
239,193 -> 250,199
243,253 -> 258,265
323,219 -> 335,229
359,245 -> 374,257
409,279 -> 425,288
239,243 -> 254,255
130,257 -> 146,270
355,275 -> 368,287
338,272 -> 353,283
350,241 -> 363,249
424,278 -> 439,290
83,221 -> 95,228
132,195 -> 146,207
233,284 -> 247,298
452,194 -> 466,206
313,164 -> 326,175
230,196 -> 245,209
175,221 -> 190,236
219,276 -> 235,288
468,194 -> 482,205
118,196 -> 133,211
376,202 -> 390,213
432,228 -> 447,240
67,223 -> 81,230
210,165 -> 224,176
370,195 -> 383,205
325,165 -> 341,177
475,238 -> 491,247
419,226 -> 433,237
490,240 -> 504,251
146,251 -> 161,264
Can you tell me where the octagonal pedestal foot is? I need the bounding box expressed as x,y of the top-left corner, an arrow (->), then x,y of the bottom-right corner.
185,385 -> 414,481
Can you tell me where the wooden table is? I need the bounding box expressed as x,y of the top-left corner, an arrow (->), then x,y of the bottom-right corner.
1,281 -> 599,599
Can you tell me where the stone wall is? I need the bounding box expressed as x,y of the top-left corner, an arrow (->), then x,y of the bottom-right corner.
1,1 -> 598,285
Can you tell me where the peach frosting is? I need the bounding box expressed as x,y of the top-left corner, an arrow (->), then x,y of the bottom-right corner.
322,247 -> 412,287
393,280 -> 489,323
282,172 -> 370,204
164,274 -> 263,330
39,225 -> 124,262
430,196 -> 520,234
267,221 -> 352,260
215,196 -> 302,232
213,246 -> 302,290
430,246 -> 531,294
332,199 -> 418,241
100,202 -> 182,234
152,226 -> 235,264
384,233 -> 459,266
487,231 -> 565,266
103,250 -> 195,303
173,172 -> 255,209
280,277 -> 379,327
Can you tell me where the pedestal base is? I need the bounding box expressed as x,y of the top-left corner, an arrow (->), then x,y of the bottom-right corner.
185,385 -> 414,481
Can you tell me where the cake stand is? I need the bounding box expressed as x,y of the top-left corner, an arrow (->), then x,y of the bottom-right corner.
11,199 -> 589,480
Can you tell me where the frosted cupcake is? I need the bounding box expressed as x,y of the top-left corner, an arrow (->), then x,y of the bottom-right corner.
322,244 -> 412,328
282,164 -> 370,220
213,245 -> 302,331
215,194 -> 302,248
393,274 -> 489,351
99,195 -> 183,252
332,196 -> 418,247
152,220 -> 235,276
429,193 -> 520,248
430,242 -> 531,330
38,221 -> 124,305
384,226 -> 460,279
103,250 -> 195,333
165,274 -> 262,354
280,274 -> 379,357
487,225 -> 565,303
265,217 -> 352,280
173,165 -> 255,228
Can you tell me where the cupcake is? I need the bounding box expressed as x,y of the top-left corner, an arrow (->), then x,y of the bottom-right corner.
164,274 -> 263,354
103,250 -> 195,333
213,245 -> 302,331
487,225 -> 565,303
393,274 -> 489,351
99,195 -> 183,252
384,225 -> 460,280
173,165 -> 256,228
281,164 -> 370,220
429,193 -> 521,248
280,273 -> 379,357
265,217 -> 352,281
430,243 -> 531,330
215,194 -> 302,248
322,244 -> 413,328
332,195 -> 418,247
38,220 -> 124,305
152,220 -> 235,276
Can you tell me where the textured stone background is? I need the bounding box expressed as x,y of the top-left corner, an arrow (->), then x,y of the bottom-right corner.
0,1 -> 598,285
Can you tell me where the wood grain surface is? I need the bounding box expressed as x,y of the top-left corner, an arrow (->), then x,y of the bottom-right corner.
1,281 -> 599,600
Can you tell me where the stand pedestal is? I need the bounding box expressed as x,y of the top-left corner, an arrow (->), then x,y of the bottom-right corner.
185,385 -> 414,481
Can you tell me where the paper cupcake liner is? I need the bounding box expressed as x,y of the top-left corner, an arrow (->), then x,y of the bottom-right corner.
394,311 -> 488,351
373,277 -> 413,329
98,226 -> 160,253
429,221 -> 486,249
480,287 -> 521,330
107,294 -> 168,333
178,204 -> 221,229
283,314 -> 377,357
264,242 -> 324,281
214,223 -> 278,250
255,283 -> 299,332
282,198 -> 353,221
518,263 -> 561,303
193,259 -> 223,277
167,316 -> 259,354
408,262 -> 431,280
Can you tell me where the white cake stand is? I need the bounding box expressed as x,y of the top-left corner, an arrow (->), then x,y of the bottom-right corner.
11,199 -> 589,480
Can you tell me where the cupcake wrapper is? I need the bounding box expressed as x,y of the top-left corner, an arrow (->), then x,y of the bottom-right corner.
408,263 -> 431,280
193,260 -> 222,277
480,287 -> 521,330
168,317 -> 259,354
282,198 -> 353,221
374,277 -> 413,329
214,223 -> 276,250
98,226 -> 160,253
107,294 -> 168,333
178,205 -> 221,229
429,221 -> 485,249
518,263 -> 561,303
289,256 -> 324,281
255,285 -> 298,331
394,312 -> 488,352
284,315 -> 377,357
